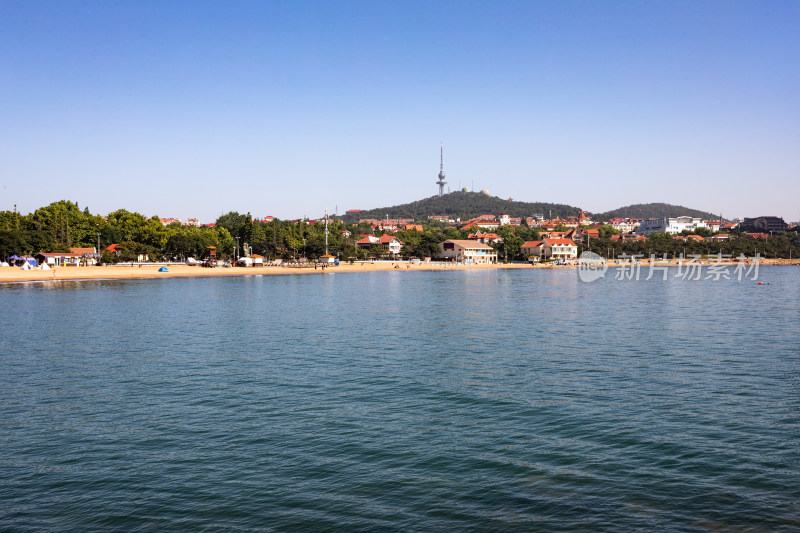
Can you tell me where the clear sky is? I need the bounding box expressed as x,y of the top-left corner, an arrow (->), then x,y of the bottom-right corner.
1,1 -> 798,223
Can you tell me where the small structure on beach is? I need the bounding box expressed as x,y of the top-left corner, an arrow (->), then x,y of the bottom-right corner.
36,253 -> 77,267
247,254 -> 264,266
319,254 -> 336,264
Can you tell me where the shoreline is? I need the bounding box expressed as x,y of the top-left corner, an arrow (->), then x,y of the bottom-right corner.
1,259 -> 797,284
0,261 -> 532,283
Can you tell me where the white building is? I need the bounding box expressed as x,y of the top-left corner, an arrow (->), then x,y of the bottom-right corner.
438,240 -> 497,264
636,216 -> 707,236
608,218 -> 641,234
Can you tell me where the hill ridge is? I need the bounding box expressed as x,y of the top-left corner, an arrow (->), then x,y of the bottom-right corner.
341,193 -> 721,223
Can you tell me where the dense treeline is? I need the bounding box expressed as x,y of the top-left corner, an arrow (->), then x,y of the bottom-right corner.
580,230 -> 800,261
1,201 -> 798,262
0,201 -> 235,262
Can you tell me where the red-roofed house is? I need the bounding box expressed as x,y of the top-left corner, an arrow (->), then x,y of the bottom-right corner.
467,232 -> 503,244
521,238 -> 577,261
708,234 -> 731,241
70,247 -> 96,255
583,229 -> 600,240
610,234 -> 648,242
674,235 -> 705,242
356,234 -> 404,258
521,240 -> 543,260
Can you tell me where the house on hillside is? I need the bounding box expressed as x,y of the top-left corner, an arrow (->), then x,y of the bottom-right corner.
608,218 -> 642,233
467,232 -> 503,244
438,240 -> 497,264
460,214 -> 503,230
565,228 -> 598,242
610,234 -> 648,242
708,234 -> 731,241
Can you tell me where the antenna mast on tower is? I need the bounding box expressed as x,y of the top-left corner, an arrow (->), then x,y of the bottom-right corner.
435,142 -> 447,197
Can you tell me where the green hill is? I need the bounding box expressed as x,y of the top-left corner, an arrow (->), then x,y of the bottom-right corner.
341,192 -> 581,223
340,194 -> 723,225
595,203 -> 723,221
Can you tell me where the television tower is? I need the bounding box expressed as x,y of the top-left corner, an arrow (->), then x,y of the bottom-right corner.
436,142 -> 447,197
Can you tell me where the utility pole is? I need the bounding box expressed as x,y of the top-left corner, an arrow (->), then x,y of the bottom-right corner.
325,209 -> 329,256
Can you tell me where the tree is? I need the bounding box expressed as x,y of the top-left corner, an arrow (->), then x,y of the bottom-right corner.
0,229 -> 27,258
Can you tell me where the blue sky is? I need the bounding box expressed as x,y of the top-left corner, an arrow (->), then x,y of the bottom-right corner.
1,1 -> 798,222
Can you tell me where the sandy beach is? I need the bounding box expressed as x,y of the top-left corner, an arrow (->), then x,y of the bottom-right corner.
0,261 -> 540,283
2,259 -> 796,284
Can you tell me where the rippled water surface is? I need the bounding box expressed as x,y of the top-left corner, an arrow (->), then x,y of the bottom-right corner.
1,268 -> 799,531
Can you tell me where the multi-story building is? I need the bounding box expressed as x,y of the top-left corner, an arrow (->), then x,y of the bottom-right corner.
521,238 -> 578,261
636,216 -> 707,236
740,216 -> 787,234
608,218 -> 642,234
438,240 -> 497,264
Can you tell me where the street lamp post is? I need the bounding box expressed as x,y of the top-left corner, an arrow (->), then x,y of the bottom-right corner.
235,237 -> 240,261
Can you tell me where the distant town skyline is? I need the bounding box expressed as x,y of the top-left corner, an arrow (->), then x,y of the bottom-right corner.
1,1 -> 798,222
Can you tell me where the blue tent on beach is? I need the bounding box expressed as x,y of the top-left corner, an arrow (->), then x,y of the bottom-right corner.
7,255 -> 37,266
158,267 -> 168,272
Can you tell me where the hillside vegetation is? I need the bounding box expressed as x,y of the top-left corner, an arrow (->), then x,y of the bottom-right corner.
342,192 -> 580,222
341,194 -> 722,223
595,203 -> 722,221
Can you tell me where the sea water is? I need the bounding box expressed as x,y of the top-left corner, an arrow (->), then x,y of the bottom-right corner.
1,268 -> 798,531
